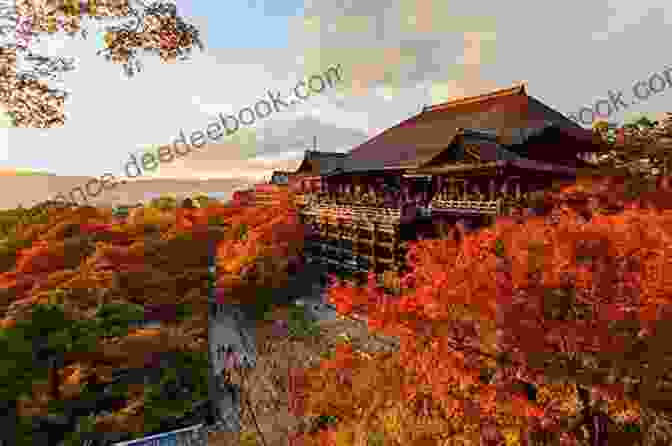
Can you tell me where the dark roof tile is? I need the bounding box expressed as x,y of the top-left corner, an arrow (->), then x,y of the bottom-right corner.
295,150 -> 348,175
338,85 -> 600,173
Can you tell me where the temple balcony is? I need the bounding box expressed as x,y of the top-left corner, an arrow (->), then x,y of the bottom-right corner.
300,202 -> 401,224
430,199 -> 502,215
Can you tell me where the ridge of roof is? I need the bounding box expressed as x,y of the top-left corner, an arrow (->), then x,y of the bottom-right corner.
424,84 -> 527,113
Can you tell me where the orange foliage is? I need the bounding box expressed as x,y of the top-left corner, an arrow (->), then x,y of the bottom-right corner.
213,193 -> 304,304
289,177 -> 672,445
0,318 -> 16,329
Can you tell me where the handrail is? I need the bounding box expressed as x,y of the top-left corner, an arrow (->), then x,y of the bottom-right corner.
431,199 -> 499,207
301,203 -> 401,222
430,199 -> 501,215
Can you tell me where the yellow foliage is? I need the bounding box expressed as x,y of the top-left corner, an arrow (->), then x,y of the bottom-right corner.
334,427 -> 355,446
133,207 -> 175,228
500,427 -> 521,446
380,404 -> 404,443
238,431 -> 260,446
221,255 -> 255,274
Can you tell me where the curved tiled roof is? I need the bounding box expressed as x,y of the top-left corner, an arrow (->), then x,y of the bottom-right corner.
337,85 -> 599,173
294,150 -> 348,175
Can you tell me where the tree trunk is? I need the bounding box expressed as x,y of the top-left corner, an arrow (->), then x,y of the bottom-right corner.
49,356 -> 61,400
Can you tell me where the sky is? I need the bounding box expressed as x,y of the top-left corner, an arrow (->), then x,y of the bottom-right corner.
1,0 -> 671,181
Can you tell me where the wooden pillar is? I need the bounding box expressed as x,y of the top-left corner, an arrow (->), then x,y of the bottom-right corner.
372,222 -> 378,272
352,221 -> 359,270
335,221 -> 341,262
393,224 -> 401,272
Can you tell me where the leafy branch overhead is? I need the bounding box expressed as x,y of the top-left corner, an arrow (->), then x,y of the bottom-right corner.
0,0 -> 204,127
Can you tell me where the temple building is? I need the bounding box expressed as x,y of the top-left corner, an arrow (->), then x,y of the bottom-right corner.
290,150 -> 348,193
294,84 -> 609,277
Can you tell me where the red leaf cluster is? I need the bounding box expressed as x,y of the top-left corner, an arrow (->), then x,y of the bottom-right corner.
292,177 -> 672,445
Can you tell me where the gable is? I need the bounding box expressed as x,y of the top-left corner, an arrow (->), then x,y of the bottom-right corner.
422,131 -> 499,167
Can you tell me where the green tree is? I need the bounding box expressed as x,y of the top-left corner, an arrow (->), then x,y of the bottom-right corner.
94,302 -> 145,338
60,415 -> 97,446
0,304 -> 72,445
624,114 -> 658,129
142,351 -> 210,433
174,303 -> 194,321
0,323 -> 40,402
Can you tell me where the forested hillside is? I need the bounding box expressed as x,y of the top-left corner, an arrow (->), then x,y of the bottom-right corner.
4,118 -> 672,446
0,190 -> 304,445
282,172 -> 672,446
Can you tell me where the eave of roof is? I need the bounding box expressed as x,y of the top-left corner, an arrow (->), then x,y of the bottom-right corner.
294,150 -> 349,175
340,85 -> 600,174
408,161 -> 504,175
409,158 -> 603,176
324,166 -> 407,177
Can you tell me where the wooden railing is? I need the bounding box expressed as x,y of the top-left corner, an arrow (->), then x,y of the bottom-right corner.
430,199 -> 501,215
301,203 -> 401,223
294,193 -> 401,209
294,194 -> 308,206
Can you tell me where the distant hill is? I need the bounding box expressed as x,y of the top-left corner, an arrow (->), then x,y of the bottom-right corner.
0,176 -> 255,210
0,169 -> 55,176
14,170 -> 55,176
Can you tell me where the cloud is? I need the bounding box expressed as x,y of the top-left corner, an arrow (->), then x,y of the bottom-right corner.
143,115 -> 369,180
4,0 -> 671,182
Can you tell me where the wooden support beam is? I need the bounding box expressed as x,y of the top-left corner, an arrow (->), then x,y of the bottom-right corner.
372,222 -> 378,270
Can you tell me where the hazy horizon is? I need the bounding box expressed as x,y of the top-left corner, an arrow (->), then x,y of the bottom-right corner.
0,175 -> 258,210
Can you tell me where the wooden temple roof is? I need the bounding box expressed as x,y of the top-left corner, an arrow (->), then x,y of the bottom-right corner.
294,150 -> 348,176
332,84 -> 607,174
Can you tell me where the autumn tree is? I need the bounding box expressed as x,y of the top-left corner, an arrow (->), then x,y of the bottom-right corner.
0,0 -> 203,127
306,185 -> 672,446
592,114 -> 672,178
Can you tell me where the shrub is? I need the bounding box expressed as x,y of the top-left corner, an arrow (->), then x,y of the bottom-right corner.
286,304 -> 320,340
149,195 -> 177,211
